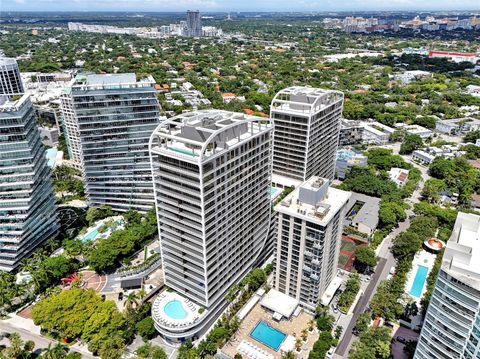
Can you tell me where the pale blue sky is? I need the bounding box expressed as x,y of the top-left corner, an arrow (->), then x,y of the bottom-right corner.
2,0 -> 479,12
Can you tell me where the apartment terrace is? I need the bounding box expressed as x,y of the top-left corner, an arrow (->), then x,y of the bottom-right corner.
68,73 -> 156,93
150,109 -> 272,162
271,86 -> 344,116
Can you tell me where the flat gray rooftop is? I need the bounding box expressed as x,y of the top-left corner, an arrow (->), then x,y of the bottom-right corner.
86,73 -> 136,85
345,192 -> 380,231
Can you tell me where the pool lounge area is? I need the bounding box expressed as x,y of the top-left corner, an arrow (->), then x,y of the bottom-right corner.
78,216 -> 125,243
409,265 -> 429,298
151,291 -> 205,332
405,250 -> 437,302
222,290 -> 318,359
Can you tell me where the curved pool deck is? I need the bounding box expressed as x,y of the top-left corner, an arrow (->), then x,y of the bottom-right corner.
151,291 -> 205,331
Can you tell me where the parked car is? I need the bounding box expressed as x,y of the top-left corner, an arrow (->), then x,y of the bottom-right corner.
396,336 -> 407,344
326,347 -> 335,358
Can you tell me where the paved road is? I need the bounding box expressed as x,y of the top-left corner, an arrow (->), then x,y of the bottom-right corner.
335,257 -> 388,356
334,155 -> 428,357
0,321 -> 96,358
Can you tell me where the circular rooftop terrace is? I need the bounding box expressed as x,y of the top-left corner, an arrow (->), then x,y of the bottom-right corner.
151,291 -> 205,333
424,238 -> 446,252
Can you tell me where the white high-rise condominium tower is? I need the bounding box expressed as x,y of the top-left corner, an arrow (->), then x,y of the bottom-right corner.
270,87 -> 344,184
415,212 -> 480,359
61,73 -> 161,212
274,177 -> 350,311
0,57 -> 59,271
149,110 -> 273,341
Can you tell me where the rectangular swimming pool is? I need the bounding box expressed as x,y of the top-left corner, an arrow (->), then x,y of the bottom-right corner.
409,265 -> 429,298
81,229 -> 99,243
250,321 -> 286,351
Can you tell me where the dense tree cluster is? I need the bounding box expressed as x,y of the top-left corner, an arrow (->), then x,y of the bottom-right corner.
52,165 -> 85,204
399,134 -> 424,155
348,326 -> 392,359
427,157 -> 480,206
370,216 -> 438,321
354,246 -> 377,272
32,288 -> 127,358
87,209 -> 157,272
32,287 -> 153,359
337,272 -> 361,313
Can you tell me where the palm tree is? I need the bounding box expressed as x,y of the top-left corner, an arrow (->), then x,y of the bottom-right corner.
230,315 -> 240,334
315,303 -> 329,318
295,337 -> 303,352
281,351 -> 296,359
124,291 -> 139,311
137,287 -> 146,302
43,343 -> 68,359
3,332 -> 24,359
308,319 -> 315,332
301,329 -> 308,342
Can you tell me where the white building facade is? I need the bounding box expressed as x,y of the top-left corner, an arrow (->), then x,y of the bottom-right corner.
149,110 -> 273,340
415,212 -> 480,359
270,87 -> 344,183
274,177 -> 351,311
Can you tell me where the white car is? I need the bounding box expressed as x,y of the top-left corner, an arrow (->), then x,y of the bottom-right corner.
326,347 -> 335,358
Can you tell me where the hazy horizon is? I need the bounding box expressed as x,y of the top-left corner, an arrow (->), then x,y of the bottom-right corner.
2,0 -> 480,13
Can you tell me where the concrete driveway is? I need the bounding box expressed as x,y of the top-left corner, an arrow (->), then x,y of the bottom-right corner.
391,326 -> 419,359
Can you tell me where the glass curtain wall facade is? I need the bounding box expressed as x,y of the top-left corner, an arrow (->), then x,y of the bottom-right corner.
0,95 -> 59,271
61,74 -> 161,212
415,212 -> 480,359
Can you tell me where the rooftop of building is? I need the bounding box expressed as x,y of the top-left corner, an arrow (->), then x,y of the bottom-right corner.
64,73 -> 155,94
361,121 -> 395,136
0,56 -> 18,67
271,86 -> 343,116
149,109 -> 272,163
340,118 -> 364,128
443,212 -> 480,290
275,176 -> 351,226
0,93 -> 30,113
437,117 -> 480,125
336,148 -> 366,161
345,192 -> 380,230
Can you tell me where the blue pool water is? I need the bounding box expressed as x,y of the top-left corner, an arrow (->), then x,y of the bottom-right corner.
81,229 -> 99,243
250,321 -> 287,350
270,187 -> 280,197
410,265 -> 429,298
80,219 -> 124,243
45,148 -> 58,168
164,300 -> 188,320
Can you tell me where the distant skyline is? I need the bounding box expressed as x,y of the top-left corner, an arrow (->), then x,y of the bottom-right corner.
2,0 -> 480,13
